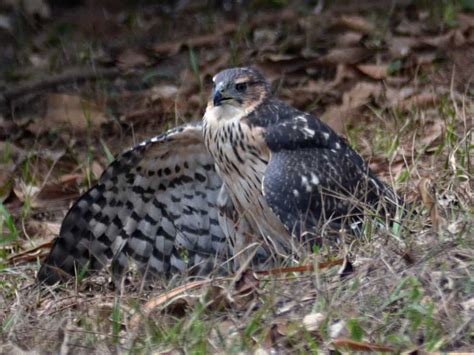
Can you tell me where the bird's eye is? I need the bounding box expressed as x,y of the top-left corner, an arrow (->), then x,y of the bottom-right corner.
235,82 -> 247,92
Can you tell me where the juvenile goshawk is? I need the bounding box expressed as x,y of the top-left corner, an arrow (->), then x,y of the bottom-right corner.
38,67 -> 401,284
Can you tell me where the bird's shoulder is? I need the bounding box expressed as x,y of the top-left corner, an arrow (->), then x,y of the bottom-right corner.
245,98 -> 345,152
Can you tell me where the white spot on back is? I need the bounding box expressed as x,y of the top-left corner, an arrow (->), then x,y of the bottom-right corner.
302,127 -> 315,138
301,176 -> 312,192
310,173 -> 319,185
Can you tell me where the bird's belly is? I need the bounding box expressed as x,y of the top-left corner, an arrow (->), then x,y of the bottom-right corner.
212,142 -> 290,251
203,116 -> 290,250
218,161 -> 289,245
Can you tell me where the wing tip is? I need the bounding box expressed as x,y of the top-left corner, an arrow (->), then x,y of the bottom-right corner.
36,260 -> 72,285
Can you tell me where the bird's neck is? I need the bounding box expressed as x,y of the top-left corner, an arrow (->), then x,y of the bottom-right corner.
202,101 -> 268,173
203,102 -> 249,128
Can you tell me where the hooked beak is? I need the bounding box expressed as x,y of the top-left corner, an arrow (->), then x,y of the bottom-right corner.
213,89 -> 223,107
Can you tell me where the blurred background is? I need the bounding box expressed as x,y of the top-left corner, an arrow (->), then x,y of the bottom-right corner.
0,0 -> 472,245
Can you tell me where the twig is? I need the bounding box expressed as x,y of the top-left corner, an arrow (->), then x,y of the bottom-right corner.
128,279 -> 212,330
7,240 -> 52,264
127,258 -> 344,331
254,258 -> 344,275
1,67 -> 120,105
332,338 -> 395,352
152,9 -> 298,55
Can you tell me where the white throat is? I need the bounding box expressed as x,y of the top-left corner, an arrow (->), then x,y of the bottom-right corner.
203,104 -> 247,127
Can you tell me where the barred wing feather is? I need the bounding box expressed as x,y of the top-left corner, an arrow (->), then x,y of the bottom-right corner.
37,122 -> 235,284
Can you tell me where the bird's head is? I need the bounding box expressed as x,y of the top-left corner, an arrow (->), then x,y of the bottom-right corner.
210,67 -> 271,112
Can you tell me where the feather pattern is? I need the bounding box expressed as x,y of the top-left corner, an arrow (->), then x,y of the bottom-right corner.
39,67 -> 403,285
38,123 -> 237,284
257,100 -> 397,235
204,67 -> 403,249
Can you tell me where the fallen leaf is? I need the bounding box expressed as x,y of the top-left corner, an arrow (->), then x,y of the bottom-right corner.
253,28 -> 279,49
357,64 -> 389,79
262,321 -> 290,350
0,169 -> 14,202
321,107 -> 357,134
420,120 -> 445,150
91,161 -> 104,180
418,178 -> 440,230
342,82 -> 382,107
29,94 -> 108,134
129,279 -> 211,331
25,220 -> 61,239
389,36 -> 420,57
390,160 -> 406,181
199,52 -> 231,79
395,93 -> 438,111
332,338 -> 395,352
303,313 -> 325,332
153,23 -> 236,56
155,9 -> 298,57
12,170 -> 79,211
422,30 -> 466,48
122,108 -> 165,125
254,348 -> 270,355
458,13 -> 474,30
161,297 -> 193,317
335,32 -> 363,47
461,298 -> 474,311
22,0 -> 50,19
152,42 -> 181,57
29,53 -> 49,69
329,320 -> 347,338
59,173 -> 83,185
235,270 -> 260,294
415,51 -> 439,65
255,258 -> 344,275
321,82 -> 382,133
418,178 -> 435,211
0,142 -> 26,164
7,240 -> 54,264
150,85 -> 179,102
0,143 -> 25,201
117,48 -> 150,69
333,15 -> 375,34
203,285 -> 229,311
13,181 -> 40,205
318,47 -> 370,65
385,86 -> 415,107
395,19 -> 423,36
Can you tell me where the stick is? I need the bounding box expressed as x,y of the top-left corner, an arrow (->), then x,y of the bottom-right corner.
1,67 -> 120,104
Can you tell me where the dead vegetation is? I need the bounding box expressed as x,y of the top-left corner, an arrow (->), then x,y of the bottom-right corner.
0,0 -> 472,353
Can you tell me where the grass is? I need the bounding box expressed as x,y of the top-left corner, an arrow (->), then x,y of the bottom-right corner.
5,102 -> 471,351
0,203 -> 18,245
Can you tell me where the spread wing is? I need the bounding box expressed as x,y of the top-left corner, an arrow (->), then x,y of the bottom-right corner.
261,105 -> 400,237
38,122 -> 237,285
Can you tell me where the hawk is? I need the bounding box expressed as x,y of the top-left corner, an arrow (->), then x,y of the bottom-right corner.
38,67 -> 401,285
